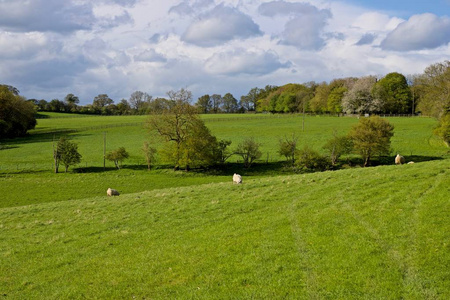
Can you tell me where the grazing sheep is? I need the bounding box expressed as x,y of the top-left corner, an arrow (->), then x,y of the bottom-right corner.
395,154 -> 406,165
107,188 -> 120,196
233,173 -> 242,184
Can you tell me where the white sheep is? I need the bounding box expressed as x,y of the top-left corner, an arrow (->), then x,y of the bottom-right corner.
107,188 -> 120,196
395,154 -> 406,165
233,173 -> 242,184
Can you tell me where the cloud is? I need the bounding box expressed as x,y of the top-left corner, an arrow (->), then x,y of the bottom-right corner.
0,0 -> 94,33
381,13 -> 450,51
181,5 -> 262,47
258,1 -> 322,17
169,2 -> 195,16
135,49 -> 167,62
205,49 -> 291,75
280,13 -> 330,50
258,1 -> 332,50
356,33 -> 376,46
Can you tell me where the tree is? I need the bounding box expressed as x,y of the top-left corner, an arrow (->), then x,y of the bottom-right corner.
64,93 -> 80,112
323,131 -> 353,166
196,94 -> 212,113
106,147 -> 129,169
93,94 -> 114,108
0,85 -> 36,139
241,87 -> 260,111
235,137 -> 262,168
221,93 -> 239,113
211,94 -> 222,113
129,91 -> 152,112
148,89 -> 219,170
53,137 -> 82,173
434,113 -> 450,147
372,72 -> 412,114
348,116 -> 394,167
278,134 -> 298,166
216,139 -> 233,163
309,82 -> 330,113
117,99 -> 131,115
342,76 -> 379,114
142,141 -> 157,170
416,60 -> 450,118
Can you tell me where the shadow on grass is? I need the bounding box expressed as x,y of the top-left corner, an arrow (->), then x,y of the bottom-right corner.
0,130 -> 92,146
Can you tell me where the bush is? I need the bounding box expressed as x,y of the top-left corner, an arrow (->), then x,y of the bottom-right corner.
295,146 -> 330,172
235,137 -> 262,168
434,113 -> 450,147
106,147 -> 129,169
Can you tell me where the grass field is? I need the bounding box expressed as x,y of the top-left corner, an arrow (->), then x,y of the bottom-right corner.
1,158 -> 449,298
0,113 -> 448,208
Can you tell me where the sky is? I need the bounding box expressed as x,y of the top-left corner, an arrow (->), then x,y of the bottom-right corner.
0,0 -> 449,105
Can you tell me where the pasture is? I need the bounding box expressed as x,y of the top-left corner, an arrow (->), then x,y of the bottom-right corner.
0,113 -> 448,208
1,158 -> 449,298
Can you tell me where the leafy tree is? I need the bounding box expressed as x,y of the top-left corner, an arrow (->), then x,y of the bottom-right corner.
417,60 -> 450,118
348,116 -> 394,167
93,94 -> 114,108
372,72 -> 412,114
117,99 -> 131,115
309,82 -> 330,113
129,91 -> 152,112
278,134 -> 298,166
241,87 -> 260,111
211,94 -> 222,113
196,94 -> 212,113
222,93 -> 239,113
106,147 -> 129,169
64,93 -> 80,112
142,141 -> 157,170
49,99 -> 67,112
148,89 -> 219,170
216,139 -> 233,163
53,137 -> 82,173
0,85 -> 36,139
235,137 -> 262,168
295,146 -> 330,172
342,76 -> 379,114
434,113 -> 450,147
323,131 -> 353,166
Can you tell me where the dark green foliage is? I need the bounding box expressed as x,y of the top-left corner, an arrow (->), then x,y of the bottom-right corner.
235,137 -> 262,168
349,116 -> 394,167
106,147 -> 129,169
0,85 -> 37,139
257,84 -> 311,113
196,94 -> 212,113
53,137 -> 82,173
372,72 -> 412,114
295,145 -> 330,172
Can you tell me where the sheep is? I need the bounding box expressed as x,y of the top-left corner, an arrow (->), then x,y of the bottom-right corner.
233,173 -> 242,184
395,154 -> 405,165
107,188 -> 120,196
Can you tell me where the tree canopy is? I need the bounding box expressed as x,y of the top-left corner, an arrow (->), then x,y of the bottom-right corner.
0,85 -> 36,139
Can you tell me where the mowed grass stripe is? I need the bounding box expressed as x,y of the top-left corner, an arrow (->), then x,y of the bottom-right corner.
1,159 -> 449,299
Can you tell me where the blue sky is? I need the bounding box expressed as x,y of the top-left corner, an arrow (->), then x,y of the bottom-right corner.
0,0 -> 449,104
346,0 -> 450,17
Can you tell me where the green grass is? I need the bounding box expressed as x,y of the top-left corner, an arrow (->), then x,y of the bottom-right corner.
1,159 -> 449,298
0,113 -> 448,208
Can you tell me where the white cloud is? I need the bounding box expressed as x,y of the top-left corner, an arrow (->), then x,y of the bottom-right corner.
205,48 -> 291,75
0,0 -> 94,32
181,4 -> 262,46
381,13 -> 450,51
135,49 -> 167,62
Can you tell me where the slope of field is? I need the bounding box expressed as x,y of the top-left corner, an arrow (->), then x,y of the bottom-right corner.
1,159 -> 449,299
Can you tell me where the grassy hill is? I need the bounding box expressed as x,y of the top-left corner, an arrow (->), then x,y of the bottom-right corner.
1,159 -> 449,299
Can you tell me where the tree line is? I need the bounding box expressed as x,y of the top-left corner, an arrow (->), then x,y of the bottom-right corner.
1,60 -> 449,143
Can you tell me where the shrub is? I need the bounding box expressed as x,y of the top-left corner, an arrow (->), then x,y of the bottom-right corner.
295,146 -> 330,172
